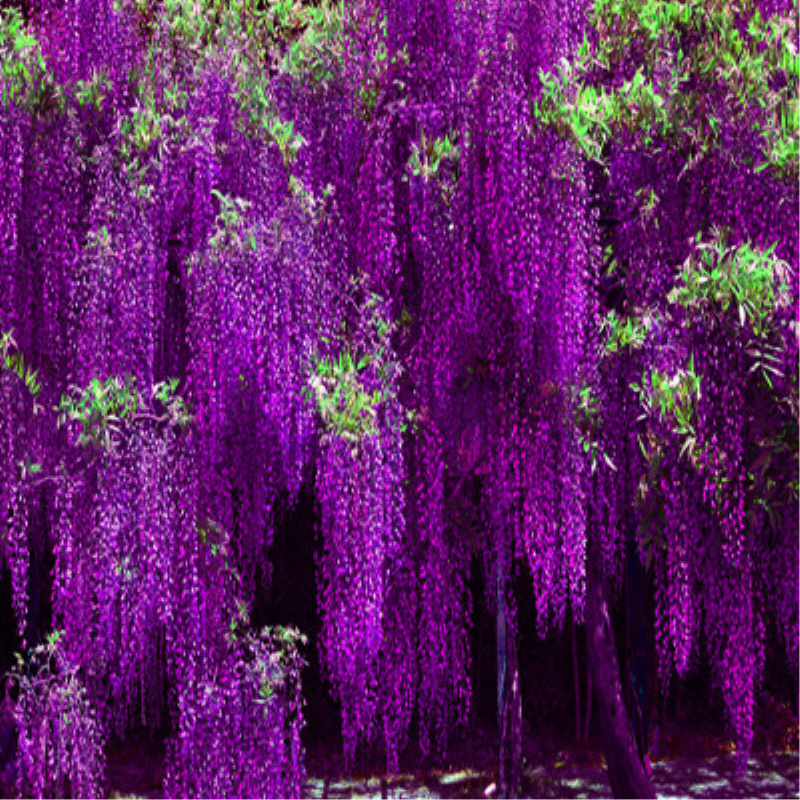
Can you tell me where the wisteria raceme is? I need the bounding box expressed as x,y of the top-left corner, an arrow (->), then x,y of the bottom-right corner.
378,528 -> 418,772
0,378 -> 13,576
6,484 -> 29,643
0,344 -> 43,644
13,633 -> 106,800
32,118 -> 82,383
775,500 -> 799,669
512,132 -> 593,630
47,416 -> 177,735
704,553 -> 766,773
51,475 -> 95,671
0,105 -> 25,300
254,180 -> 321,503
316,383 -> 406,763
165,635 -> 305,799
664,475 -> 700,679
412,418 -> 472,758
402,131 -> 473,762
165,498 -> 307,799
588,351 -> 636,590
68,153 -> 155,387
34,0 -> 121,85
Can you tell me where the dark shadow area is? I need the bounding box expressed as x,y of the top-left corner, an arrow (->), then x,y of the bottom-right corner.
252,484 -> 344,765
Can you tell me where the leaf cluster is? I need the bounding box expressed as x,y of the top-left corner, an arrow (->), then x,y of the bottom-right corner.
10,632 -> 76,710
305,292 -> 399,446
307,346 -> 385,442
0,8 -> 61,114
281,0 -> 345,85
250,625 -> 307,708
574,382 -> 617,472
631,354 -> 702,457
206,190 -> 256,251
58,375 -> 190,452
75,71 -> 111,113
408,129 -> 461,203
602,309 -> 653,354
532,0 -> 799,178
353,16 -> 408,122
268,117 -> 305,166
1,330 -> 42,403
531,63 -> 667,162
58,375 -> 140,451
669,230 -> 791,340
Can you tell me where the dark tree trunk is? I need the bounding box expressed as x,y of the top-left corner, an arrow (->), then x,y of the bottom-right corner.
572,610 -> 582,741
585,533 -> 657,799
496,530 -> 522,799
625,527 -> 651,765
584,648 -> 593,743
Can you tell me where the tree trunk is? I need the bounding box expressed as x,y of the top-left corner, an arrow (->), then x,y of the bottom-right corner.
585,534 -> 656,799
496,531 -> 522,799
584,649 -> 592,743
625,528 -> 651,765
572,611 -> 582,742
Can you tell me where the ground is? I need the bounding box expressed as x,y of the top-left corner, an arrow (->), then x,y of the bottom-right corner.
304,751 -> 798,799
303,726 -> 799,800
104,724 -> 799,799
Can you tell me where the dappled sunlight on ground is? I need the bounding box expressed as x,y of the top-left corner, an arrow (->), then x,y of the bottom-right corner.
306,754 -> 800,800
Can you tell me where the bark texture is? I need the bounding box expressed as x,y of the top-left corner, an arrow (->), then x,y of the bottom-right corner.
586,534 -> 657,799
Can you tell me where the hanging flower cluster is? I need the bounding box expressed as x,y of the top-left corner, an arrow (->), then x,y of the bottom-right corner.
11,631 -> 106,799
1,2 -> 316,794
165,526 -> 306,799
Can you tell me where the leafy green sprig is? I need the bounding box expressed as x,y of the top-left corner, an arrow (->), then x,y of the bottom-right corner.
669,230 -> 791,339
281,0 -> 345,85
58,375 -> 139,451
58,375 -> 190,452
602,309 -> 654,354
74,71 -> 111,112
631,354 -> 703,458
0,8 -> 63,114
306,291 -> 401,445
306,345 -> 385,443
574,381 -> 617,472
250,625 -> 308,706
205,190 -> 256,251
1,330 -> 42,403
409,131 -> 460,180
350,11 -> 409,122
408,130 -> 462,204
669,230 -> 792,390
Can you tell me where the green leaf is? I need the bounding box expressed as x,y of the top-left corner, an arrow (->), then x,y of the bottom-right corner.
13,32 -> 37,51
